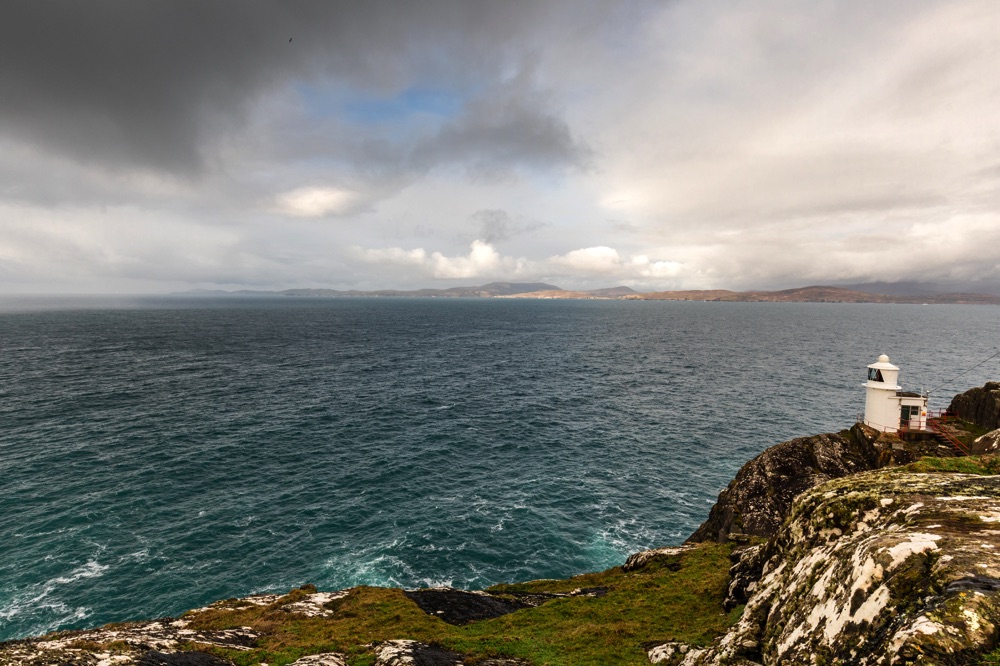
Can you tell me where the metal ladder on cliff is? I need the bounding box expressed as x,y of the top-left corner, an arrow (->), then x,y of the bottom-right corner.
926,416 -> 972,456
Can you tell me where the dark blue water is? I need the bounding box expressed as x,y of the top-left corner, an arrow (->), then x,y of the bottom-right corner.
1,296 -> 998,641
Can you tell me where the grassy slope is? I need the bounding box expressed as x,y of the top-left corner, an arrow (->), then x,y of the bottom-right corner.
184,542 -> 738,666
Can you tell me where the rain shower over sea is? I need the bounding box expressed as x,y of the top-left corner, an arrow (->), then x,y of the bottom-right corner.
1,296 -> 998,641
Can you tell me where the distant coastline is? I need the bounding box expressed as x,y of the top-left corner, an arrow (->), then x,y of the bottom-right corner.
179,282 -> 1000,305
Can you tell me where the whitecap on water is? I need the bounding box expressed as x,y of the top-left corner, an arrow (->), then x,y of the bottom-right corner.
0,559 -> 106,636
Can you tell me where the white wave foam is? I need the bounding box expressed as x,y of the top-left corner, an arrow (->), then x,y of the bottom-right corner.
52,560 -> 110,586
0,559 -> 108,628
118,548 -> 150,563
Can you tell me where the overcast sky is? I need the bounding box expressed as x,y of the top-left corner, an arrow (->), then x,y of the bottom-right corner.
2,0 -> 1000,293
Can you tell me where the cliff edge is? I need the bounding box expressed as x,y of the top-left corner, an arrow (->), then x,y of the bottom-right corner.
684,422 -> 963,544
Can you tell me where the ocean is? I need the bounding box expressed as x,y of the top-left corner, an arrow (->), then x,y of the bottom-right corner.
1,296 -> 998,641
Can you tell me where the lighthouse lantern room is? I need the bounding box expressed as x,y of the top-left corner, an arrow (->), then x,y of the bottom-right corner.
863,354 -> 928,432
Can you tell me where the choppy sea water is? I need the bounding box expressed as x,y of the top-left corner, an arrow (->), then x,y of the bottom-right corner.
1,296 -> 998,641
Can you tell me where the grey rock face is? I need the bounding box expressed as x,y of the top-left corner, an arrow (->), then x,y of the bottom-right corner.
723,544 -> 768,611
669,470 -> 1000,665
402,589 -> 535,625
403,586 -> 606,625
949,382 -> 1000,431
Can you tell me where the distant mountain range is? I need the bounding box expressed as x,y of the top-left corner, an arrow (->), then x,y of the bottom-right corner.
180,283 -> 1000,304
284,282 -> 564,298
639,285 -> 1000,304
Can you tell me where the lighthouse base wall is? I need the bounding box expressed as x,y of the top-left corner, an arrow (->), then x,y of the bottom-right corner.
865,389 -> 902,432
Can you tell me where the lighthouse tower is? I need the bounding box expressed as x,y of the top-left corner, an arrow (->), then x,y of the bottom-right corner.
863,354 -> 928,432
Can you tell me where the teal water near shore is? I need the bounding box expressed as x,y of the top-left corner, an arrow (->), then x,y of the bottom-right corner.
1,296 -> 998,641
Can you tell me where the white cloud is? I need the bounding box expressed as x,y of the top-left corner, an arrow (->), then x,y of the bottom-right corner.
354,240 -> 688,288
356,240 -> 525,280
549,246 -> 621,273
358,246 -> 428,266
630,255 -> 684,278
275,186 -> 359,217
545,246 -> 685,286
431,240 -> 506,279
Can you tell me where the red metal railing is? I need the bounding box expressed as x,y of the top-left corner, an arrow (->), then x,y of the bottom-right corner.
926,415 -> 972,456
861,408 -> 972,456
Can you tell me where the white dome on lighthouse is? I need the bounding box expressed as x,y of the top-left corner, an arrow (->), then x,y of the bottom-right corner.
869,354 -> 899,371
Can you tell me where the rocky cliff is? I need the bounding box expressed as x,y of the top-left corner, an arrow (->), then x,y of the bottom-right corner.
684,423 -> 959,544
649,468 -> 1000,665
950,381 -> 1000,431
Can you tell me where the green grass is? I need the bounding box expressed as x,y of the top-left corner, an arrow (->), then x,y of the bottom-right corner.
979,649 -> 1000,665
957,420 -> 993,443
183,542 -> 738,666
902,454 -> 1000,475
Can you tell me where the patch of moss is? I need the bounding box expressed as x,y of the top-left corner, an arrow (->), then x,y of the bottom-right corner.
184,542 -> 737,666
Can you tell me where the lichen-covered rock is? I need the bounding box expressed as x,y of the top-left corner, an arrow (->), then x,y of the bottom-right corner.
287,655 -> 347,666
675,470 -> 1000,665
0,589 -> 349,665
973,429 -> 1000,455
687,423 -> 898,543
647,641 -> 706,664
137,653 -> 232,666
623,545 -> 695,572
372,640 -> 529,665
374,640 -> 464,666
949,382 -> 1000,431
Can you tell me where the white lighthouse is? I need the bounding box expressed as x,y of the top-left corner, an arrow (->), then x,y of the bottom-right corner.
863,354 -> 928,432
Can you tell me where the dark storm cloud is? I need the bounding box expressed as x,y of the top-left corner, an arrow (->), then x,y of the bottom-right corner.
471,209 -> 545,243
474,209 -> 514,243
235,55 -> 593,194
0,0 -> 594,175
414,91 -> 592,178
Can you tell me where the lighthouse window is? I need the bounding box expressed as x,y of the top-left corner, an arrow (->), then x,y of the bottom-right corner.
868,368 -> 884,382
